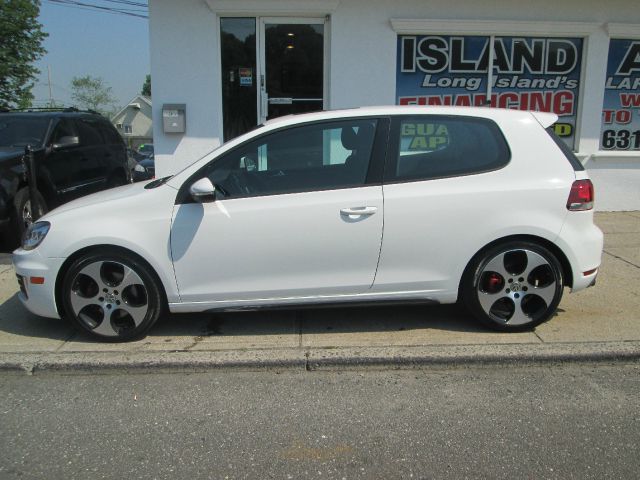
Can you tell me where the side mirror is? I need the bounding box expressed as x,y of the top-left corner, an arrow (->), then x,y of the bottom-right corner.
52,136 -> 79,150
189,177 -> 216,203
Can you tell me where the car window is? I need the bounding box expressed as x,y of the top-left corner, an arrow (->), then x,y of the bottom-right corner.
0,116 -> 50,148
49,119 -> 76,145
75,119 -> 104,146
387,116 -> 510,182
96,121 -> 123,145
202,119 -> 378,198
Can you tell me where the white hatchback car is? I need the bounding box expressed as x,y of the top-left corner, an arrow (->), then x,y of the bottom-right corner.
13,107 -> 603,341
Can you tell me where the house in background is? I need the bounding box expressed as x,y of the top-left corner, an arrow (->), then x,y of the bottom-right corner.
111,94 -> 153,149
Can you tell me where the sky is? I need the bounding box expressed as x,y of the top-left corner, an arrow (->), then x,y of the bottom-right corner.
31,1 -> 150,112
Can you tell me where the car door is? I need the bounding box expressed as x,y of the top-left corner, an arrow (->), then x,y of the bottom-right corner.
70,118 -> 109,196
170,118 -> 387,304
44,118 -> 85,205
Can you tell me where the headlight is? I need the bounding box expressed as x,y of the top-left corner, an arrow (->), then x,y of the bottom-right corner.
22,221 -> 50,250
134,164 -> 146,173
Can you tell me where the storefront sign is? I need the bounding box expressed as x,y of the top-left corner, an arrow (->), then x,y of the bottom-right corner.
396,35 -> 583,148
601,39 -> 640,150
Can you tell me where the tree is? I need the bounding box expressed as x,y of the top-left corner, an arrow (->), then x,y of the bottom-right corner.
70,75 -> 116,114
141,74 -> 151,97
0,0 -> 48,109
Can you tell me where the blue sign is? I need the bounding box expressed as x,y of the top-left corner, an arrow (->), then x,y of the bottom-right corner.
601,39 -> 640,150
397,35 -> 583,148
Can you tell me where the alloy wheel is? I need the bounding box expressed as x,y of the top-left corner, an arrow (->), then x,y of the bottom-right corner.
69,260 -> 150,337
476,248 -> 559,326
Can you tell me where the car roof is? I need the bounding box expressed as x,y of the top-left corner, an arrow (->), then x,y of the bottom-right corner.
263,105 -> 555,128
0,110 -> 104,119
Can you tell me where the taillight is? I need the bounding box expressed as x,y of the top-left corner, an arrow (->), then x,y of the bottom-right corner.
567,179 -> 594,211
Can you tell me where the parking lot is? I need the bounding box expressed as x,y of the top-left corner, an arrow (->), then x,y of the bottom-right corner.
0,211 -> 638,371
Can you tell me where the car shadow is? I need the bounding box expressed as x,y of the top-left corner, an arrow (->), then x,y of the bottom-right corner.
0,290 -> 500,344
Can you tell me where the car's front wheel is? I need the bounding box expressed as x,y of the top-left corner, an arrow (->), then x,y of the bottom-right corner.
463,241 -> 564,331
61,250 -> 165,341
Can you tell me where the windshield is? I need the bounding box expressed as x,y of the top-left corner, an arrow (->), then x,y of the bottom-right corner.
0,116 -> 50,148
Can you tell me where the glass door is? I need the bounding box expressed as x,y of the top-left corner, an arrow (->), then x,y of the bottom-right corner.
220,18 -> 258,142
259,18 -> 325,123
220,17 -> 326,141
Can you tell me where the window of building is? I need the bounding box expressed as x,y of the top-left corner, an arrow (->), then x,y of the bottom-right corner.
396,35 -> 583,149
124,124 -> 132,134
601,39 -> 640,151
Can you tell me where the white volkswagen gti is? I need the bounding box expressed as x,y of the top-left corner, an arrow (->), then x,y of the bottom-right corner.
13,106 -> 603,341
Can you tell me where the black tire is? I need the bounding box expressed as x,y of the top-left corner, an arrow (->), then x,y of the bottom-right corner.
462,241 -> 564,331
11,187 -> 48,247
61,249 -> 165,342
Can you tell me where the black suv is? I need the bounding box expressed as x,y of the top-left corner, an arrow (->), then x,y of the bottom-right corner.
0,109 -> 130,245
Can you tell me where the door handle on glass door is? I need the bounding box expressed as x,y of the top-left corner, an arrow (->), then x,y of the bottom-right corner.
340,207 -> 377,216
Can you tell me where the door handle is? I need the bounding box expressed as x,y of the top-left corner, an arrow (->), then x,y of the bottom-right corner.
340,206 -> 377,216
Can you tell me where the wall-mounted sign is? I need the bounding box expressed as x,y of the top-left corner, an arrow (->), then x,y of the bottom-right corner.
396,35 -> 583,148
601,39 -> 640,151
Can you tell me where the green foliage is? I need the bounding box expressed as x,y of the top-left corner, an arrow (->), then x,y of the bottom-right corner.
141,74 -> 151,97
70,75 -> 116,115
0,0 -> 48,109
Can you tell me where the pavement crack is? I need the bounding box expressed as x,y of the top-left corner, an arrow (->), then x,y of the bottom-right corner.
603,249 -> 640,269
304,351 -> 311,371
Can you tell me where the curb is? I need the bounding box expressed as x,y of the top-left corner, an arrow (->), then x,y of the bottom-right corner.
1,341 -> 639,374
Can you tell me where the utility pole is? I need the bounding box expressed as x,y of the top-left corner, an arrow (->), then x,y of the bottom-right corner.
47,65 -> 54,106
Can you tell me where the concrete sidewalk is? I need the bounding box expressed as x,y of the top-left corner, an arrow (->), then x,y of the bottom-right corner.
0,212 -> 638,373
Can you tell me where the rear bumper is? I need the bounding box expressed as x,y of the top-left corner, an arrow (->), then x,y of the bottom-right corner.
556,212 -> 604,293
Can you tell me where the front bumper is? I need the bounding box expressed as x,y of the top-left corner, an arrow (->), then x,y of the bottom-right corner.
12,247 -> 64,319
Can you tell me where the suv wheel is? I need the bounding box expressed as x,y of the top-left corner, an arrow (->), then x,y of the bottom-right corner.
463,241 -> 564,331
13,187 -> 47,245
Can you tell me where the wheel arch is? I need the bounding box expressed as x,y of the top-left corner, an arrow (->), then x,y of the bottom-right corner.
54,244 -> 169,318
458,234 -> 574,300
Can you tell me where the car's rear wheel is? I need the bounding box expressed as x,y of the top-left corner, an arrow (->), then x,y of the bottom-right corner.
61,250 -> 165,341
463,241 -> 564,331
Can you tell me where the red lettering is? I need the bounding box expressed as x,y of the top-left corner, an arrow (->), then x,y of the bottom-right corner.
454,95 -> 471,106
553,90 -> 574,116
620,93 -> 640,108
602,110 -> 615,124
530,92 -> 553,112
498,92 -> 519,109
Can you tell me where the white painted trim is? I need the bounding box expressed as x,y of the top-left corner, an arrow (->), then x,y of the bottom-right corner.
390,19 -> 601,36
205,0 -> 339,15
606,23 -> 640,38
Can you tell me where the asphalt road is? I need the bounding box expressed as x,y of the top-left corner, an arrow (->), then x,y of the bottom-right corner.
1,363 -> 639,479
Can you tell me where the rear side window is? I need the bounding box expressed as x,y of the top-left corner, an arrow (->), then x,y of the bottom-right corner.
96,121 -> 123,145
546,127 -> 585,171
75,119 -> 104,146
387,116 -> 510,182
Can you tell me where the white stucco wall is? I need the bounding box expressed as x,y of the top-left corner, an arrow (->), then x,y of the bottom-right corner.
149,0 -> 640,177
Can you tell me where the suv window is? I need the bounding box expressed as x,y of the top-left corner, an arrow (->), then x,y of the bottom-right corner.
75,119 -> 104,146
201,119 -> 378,198
96,121 -> 123,145
49,119 -> 76,145
387,116 -> 510,182
0,116 -> 50,148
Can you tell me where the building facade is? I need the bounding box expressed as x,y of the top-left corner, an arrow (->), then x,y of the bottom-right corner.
149,0 -> 640,177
